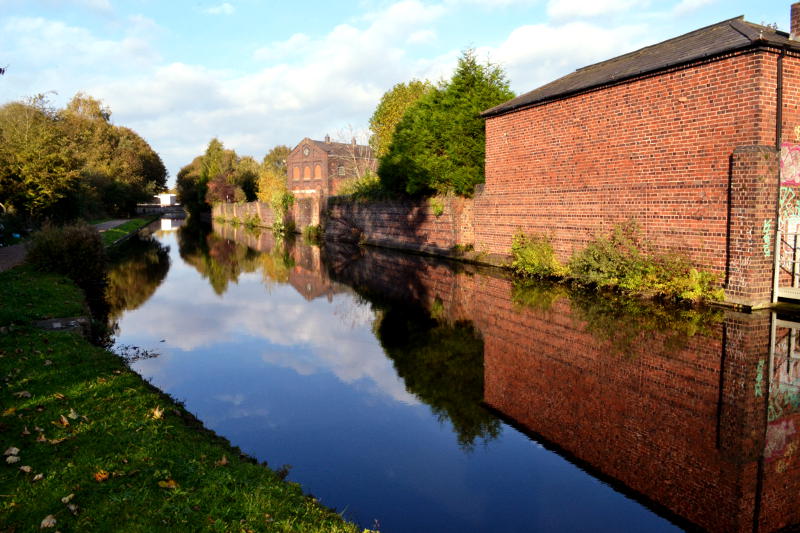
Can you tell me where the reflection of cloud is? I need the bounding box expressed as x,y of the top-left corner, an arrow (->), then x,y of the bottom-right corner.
216,393 -> 245,406
116,236 -> 419,405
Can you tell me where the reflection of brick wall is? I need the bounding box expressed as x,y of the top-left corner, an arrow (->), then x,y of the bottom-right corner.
478,288 -> 771,532
326,244 -> 800,531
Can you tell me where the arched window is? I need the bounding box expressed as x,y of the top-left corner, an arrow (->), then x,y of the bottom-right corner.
293,167 -> 300,180
314,164 -> 322,179
304,166 -> 311,179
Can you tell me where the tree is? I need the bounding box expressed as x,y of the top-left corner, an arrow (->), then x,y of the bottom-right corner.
0,96 -> 81,221
232,156 -> 259,202
369,79 -> 432,159
261,145 -> 291,175
378,50 -> 514,197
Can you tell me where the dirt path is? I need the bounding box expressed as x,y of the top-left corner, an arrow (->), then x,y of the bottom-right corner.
0,219 -> 131,273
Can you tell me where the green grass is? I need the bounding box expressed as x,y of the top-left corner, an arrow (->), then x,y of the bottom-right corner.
0,250 -> 367,532
100,218 -> 156,247
0,266 -> 86,326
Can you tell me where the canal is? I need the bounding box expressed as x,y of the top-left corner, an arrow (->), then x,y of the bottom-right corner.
105,217 -> 800,532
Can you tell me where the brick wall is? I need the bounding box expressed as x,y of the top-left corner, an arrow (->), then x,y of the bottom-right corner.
325,195 -> 475,254
480,49 -> 800,304
211,198 -> 318,233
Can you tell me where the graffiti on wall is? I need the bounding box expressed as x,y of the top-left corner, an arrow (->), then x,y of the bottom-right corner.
782,143 -> 800,186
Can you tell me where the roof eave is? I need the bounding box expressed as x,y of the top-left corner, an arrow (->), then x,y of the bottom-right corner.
481,40 -> 798,120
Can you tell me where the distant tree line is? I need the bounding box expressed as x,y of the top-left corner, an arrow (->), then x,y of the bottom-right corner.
176,139 -> 291,214
0,93 -> 167,224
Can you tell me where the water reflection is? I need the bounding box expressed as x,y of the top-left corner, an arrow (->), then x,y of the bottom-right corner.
106,218 -> 800,533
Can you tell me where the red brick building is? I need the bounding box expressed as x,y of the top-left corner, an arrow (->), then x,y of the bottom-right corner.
479,5 -> 800,307
286,136 -> 376,199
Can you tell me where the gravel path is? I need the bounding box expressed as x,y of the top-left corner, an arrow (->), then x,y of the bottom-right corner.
0,219 -> 131,273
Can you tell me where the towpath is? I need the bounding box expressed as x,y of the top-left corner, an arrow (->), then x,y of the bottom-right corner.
0,219 -> 129,273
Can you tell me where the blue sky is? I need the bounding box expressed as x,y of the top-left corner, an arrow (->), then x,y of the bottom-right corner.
0,0 -> 789,186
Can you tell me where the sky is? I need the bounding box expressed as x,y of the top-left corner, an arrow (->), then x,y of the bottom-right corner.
0,0 -> 789,187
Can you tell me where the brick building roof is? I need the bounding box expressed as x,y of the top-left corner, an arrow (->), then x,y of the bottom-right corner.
482,16 -> 800,118
310,138 -> 374,160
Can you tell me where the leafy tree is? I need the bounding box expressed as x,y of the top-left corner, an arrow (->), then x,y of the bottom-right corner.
378,49 -> 514,197
262,145 -> 291,175
176,156 -> 204,213
0,96 -> 81,221
234,156 -> 259,202
369,79 -> 432,159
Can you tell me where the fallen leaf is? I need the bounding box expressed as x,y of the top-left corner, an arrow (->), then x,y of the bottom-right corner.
93,470 -> 109,482
13,390 -> 31,398
34,426 -> 43,432
215,455 -> 228,467
40,514 -> 56,528
151,406 -> 164,420
33,473 -> 43,482
67,503 -> 78,515
52,415 -> 69,428
4,446 -> 19,456
2,407 -> 16,417
53,393 -> 64,400
158,479 -> 178,489
19,465 -> 31,473
36,433 -> 47,442
21,426 -> 30,435
61,493 -> 75,504
49,438 -> 66,445
43,360 -> 52,366
6,456 -> 20,464
67,408 -> 78,420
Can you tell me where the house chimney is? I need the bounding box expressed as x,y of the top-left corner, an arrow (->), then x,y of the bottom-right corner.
792,2 -> 800,40
324,134 -> 330,143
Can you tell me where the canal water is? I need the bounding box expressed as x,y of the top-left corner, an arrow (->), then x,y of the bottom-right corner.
106,218 -> 800,533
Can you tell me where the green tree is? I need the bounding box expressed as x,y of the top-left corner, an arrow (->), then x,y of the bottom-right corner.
176,156 -> 204,213
369,79 -> 432,159
261,145 -> 291,175
378,50 -> 514,197
0,96 -> 81,221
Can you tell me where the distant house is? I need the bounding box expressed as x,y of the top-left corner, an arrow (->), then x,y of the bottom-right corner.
286,135 -> 376,199
154,193 -> 178,207
478,4 -> 800,306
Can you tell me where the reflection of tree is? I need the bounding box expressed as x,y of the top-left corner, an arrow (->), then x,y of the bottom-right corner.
261,236 -> 295,288
512,281 -> 723,358
177,217 -> 267,295
106,234 -> 171,321
375,303 -> 500,451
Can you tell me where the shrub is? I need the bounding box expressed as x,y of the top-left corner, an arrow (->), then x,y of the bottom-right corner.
337,172 -> 387,201
566,221 -> 722,303
26,222 -> 107,291
510,231 -> 565,278
303,224 -> 323,244
429,197 -> 444,217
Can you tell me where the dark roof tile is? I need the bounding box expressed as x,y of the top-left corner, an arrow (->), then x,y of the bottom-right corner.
482,17 -> 799,118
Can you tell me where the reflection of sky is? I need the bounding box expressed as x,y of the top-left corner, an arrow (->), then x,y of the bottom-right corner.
114,230 -> 679,533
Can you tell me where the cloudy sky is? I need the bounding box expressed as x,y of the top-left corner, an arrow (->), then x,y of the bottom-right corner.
0,0 -> 787,186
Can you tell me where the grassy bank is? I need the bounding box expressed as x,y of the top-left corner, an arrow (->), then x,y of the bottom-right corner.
0,230 -> 364,531
100,218 -> 158,247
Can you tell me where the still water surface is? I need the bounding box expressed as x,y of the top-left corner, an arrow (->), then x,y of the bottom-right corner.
106,218 -> 800,533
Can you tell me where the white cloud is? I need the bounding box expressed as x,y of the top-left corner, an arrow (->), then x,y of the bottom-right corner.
673,0 -> 716,16
204,2 -> 235,15
546,0 -> 650,20
475,20 -> 651,94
